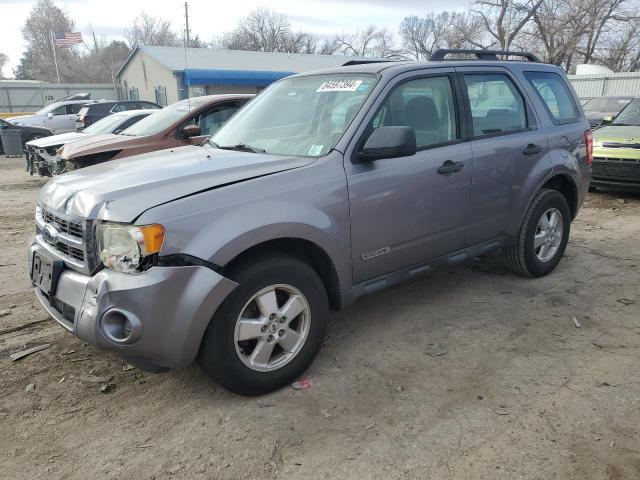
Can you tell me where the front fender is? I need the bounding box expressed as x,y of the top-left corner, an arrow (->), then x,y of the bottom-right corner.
137,153 -> 353,292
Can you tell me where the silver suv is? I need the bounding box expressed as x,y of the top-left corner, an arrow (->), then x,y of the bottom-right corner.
12,100 -> 98,133
30,50 -> 592,395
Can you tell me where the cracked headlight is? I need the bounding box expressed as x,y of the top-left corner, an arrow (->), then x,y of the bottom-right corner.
35,204 -> 44,223
97,222 -> 165,273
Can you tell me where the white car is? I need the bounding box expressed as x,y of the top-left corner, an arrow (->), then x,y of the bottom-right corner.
25,109 -> 155,176
12,100 -> 98,133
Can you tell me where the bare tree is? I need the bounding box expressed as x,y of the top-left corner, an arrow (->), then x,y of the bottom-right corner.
125,13 -> 180,48
528,0 -> 585,67
593,13 -> 640,71
472,0 -> 545,51
15,0 -> 80,81
316,38 -> 340,55
334,26 -> 403,58
577,0 -> 633,64
220,8 -> 295,52
526,0 -> 636,72
0,53 -> 8,79
399,12 -> 489,60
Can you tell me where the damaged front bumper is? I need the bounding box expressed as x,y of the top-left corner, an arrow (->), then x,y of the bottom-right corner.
29,240 -> 237,370
26,145 -> 64,176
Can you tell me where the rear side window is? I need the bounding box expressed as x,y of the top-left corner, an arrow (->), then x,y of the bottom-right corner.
370,76 -> 458,149
525,71 -> 579,124
141,102 -> 162,109
118,114 -> 149,131
113,102 -> 137,112
463,74 -> 527,137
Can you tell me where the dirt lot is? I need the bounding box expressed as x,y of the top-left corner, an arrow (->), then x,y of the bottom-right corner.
1,156 -> 639,480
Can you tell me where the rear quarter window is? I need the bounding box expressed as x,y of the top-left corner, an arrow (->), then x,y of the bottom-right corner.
524,71 -> 579,124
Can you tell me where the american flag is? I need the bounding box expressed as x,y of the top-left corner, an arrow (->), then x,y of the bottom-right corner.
53,32 -> 83,46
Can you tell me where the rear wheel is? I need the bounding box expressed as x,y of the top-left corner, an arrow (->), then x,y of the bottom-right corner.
198,254 -> 329,396
506,189 -> 571,277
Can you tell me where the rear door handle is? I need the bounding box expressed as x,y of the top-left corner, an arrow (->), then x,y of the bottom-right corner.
523,143 -> 542,156
437,160 -> 464,175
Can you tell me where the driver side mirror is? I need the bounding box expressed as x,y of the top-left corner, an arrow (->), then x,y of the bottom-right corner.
358,126 -> 417,162
601,115 -> 614,124
47,112 -> 54,119
182,124 -> 201,139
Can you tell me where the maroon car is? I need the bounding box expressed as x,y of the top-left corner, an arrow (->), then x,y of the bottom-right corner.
59,94 -> 252,170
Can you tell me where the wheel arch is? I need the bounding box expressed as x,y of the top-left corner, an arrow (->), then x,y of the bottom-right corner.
539,173 -> 579,219
221,237 -> 344,312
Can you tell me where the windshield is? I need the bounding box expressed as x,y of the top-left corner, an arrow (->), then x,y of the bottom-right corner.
121,99 -> 196,136
611,98 -> 640,126
35,103 -> 63,115
83,113 -> 128,134
211,74 -> 378,157
583,97 -> 632,113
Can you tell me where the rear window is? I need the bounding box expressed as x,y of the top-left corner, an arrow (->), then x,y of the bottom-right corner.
112,102 -> 138,112
525,71 -> 579,124
463,74 -> 527,137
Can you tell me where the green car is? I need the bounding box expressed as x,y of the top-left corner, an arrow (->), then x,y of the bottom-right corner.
592,98 -> 640,190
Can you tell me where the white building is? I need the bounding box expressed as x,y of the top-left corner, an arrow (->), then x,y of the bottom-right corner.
115,46 -> 360,106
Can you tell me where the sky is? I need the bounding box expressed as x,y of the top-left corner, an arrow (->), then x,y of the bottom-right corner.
0,0 -> 469,78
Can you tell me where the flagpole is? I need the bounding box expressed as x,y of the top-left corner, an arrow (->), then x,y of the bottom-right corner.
50,31 -> 61,84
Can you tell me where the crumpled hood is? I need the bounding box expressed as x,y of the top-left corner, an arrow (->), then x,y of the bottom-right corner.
59,133 -> 129,158
39,145 -> 314,222
28,131 -> 87,149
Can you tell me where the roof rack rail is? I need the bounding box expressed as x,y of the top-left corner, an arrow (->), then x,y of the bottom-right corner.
430,49 -> 542,63
342,60 -> 395,66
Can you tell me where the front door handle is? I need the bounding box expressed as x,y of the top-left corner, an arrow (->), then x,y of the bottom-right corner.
523,143 -> 542,156
437,160 -> 464,175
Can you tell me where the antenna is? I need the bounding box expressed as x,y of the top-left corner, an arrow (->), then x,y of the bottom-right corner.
184,2 -> 191,48
183,1 -> 191,108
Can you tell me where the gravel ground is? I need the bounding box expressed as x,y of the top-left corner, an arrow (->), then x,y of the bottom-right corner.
1,157 -> 639,480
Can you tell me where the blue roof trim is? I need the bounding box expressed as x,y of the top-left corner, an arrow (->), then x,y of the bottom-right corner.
183,69 -> 295,86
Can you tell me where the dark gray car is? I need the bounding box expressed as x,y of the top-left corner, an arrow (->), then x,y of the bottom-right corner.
30,50 -> 592,395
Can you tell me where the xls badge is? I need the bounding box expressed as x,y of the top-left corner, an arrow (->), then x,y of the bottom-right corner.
362,246 -> 390,260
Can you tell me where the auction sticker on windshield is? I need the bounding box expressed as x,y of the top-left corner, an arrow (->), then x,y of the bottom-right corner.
317,80 -> 364,92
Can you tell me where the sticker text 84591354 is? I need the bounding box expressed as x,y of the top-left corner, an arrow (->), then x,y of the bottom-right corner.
316,80 -> 364,93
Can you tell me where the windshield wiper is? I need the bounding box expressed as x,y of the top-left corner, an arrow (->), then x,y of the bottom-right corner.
217,143 -> 266,154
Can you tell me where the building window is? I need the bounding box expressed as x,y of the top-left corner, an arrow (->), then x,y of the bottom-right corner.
154,86 -> 167,106
129,87 -> 139,101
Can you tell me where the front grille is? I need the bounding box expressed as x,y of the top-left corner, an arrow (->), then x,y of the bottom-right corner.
36,206 -> 97,274
44,211 -> 83,239
54,241 -> 85,261
593,158 -> 640,181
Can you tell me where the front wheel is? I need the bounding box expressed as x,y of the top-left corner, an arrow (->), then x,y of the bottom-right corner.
506,189 -> 571,277
198,254 -> 329,396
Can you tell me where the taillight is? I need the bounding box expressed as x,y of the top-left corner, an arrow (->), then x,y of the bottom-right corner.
584,130 -> 593,166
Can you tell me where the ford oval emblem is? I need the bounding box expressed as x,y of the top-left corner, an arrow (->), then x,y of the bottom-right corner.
43,224 -> 59,245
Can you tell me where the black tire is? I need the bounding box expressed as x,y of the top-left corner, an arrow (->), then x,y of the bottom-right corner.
506,189 -> 571,277
198,254 -> 329,396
